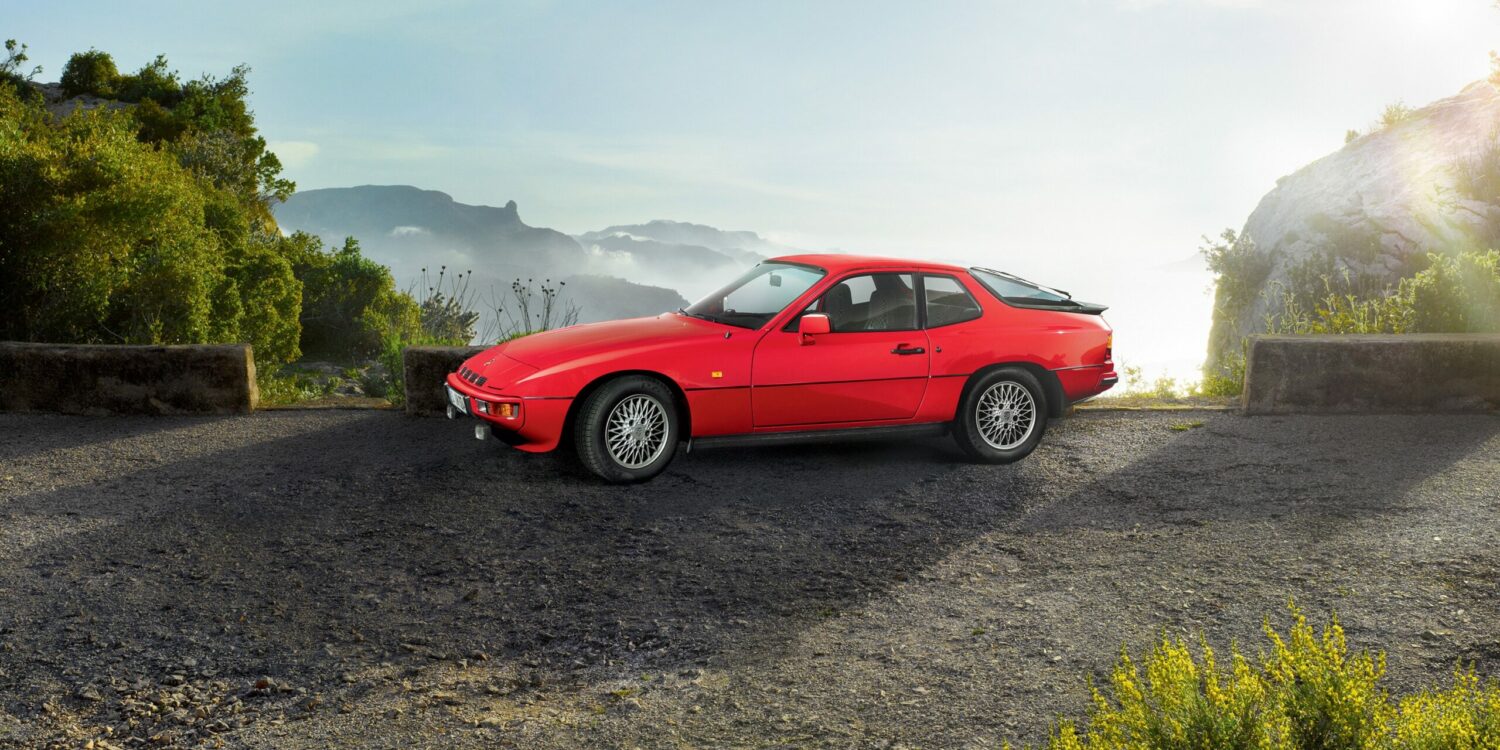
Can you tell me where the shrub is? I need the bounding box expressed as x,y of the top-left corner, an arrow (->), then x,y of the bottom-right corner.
1263,251 -> 1500,337
1452,142 -> 1500,205
0,48 -> 309,366
1403,250 -> 1500,333
415,266 -> 480,344
114,54 -> 181,105
1,40 -> 42,101
1204,229 -> 1275,373
486,277 -> 580,341
1196,351 -> 1245,397
1020,605 -> 1500,750
1265,275 -> 1411,336
0,89 -> 219,346
281,234 -> 420,362
1373,101 -> 1414,131
1205,230 -> 1272,322
59,49 -> 120,98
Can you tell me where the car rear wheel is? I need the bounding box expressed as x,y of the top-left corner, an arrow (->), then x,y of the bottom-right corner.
573,376 -> 679,483
953,367 -> 1048,463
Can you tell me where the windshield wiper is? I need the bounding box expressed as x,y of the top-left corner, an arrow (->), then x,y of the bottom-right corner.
677,307 -> 718,323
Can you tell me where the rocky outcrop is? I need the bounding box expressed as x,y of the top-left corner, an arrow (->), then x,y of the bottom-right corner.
274,185 -> 586,271
1207,81 -> 1500,370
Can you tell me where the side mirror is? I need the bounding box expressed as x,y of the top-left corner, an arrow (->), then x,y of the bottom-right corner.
798,313 -> 830,343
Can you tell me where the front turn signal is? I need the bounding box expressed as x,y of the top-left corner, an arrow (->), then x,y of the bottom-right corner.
478,400 -> 520,419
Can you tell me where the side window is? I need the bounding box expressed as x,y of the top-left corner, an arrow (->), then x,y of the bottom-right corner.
923,274 -> 982,327
797,273 -> 917,332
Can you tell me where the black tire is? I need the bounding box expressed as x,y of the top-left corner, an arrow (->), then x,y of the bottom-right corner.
572,375 -> 680,483
952,367 -> 1049,463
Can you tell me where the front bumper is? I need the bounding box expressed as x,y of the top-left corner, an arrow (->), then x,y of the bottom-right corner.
444,374 -> 572,453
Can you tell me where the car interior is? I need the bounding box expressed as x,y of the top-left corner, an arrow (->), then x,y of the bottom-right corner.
803,273 -> 918,332
792,272 -> 986,332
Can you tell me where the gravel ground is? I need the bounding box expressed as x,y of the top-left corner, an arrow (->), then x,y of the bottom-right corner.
0,409 -> 1497,749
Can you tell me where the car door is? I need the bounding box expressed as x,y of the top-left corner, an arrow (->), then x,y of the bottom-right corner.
751,272 -> 930,427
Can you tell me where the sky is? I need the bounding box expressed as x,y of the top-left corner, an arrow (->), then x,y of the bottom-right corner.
10,0 -> 1500,380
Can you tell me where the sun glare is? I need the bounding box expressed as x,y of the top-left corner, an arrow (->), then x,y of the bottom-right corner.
1390,0 -> 1465,31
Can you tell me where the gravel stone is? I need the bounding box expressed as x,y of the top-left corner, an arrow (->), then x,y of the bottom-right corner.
0,410 -> 1496,747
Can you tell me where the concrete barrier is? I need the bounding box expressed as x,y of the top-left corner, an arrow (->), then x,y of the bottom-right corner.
0,342 -> 258,415
403,346 -> 488,416
1242,334 -> 1500,414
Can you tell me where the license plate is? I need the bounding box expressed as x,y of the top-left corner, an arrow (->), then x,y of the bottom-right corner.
448,386 -> 470,415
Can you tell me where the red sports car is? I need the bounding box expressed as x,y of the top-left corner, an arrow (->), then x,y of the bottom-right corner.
445,254 -> 1116,482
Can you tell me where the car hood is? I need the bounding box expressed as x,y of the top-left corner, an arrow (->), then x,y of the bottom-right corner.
494,313 -> 725,370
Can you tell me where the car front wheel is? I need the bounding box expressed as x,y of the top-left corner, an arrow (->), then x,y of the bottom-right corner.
573,376 -> 679,483
953,367 -> 1049,463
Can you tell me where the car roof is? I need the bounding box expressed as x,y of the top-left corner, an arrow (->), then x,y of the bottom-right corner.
768,253 -> 969,275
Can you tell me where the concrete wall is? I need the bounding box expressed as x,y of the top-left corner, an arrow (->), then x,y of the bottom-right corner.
1242,334 -> 1500,414
0,342 -> 258,415
403,346 -> 487,416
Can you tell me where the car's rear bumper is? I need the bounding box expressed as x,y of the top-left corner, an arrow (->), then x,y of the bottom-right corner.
1054,363 -> 1118,403
444,374 -> 571,453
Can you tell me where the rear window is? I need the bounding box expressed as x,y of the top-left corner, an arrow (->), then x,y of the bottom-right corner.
968,267 -> 1071,304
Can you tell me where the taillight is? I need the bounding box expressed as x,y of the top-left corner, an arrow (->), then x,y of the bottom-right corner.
1105,333 -> 1113,361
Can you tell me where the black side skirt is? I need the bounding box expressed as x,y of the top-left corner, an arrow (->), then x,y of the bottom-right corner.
688,422 -> 949,452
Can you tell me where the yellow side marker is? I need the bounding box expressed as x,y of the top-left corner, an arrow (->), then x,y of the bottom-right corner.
711,371 -> 724,379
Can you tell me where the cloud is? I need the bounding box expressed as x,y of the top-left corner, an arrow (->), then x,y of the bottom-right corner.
389,226 -> 430,237
267,140 -> 320,168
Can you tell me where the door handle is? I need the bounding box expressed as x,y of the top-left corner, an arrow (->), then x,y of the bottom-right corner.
890,345 -> 926,355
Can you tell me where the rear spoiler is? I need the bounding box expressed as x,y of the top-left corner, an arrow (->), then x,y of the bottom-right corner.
999,298 -> 1109,315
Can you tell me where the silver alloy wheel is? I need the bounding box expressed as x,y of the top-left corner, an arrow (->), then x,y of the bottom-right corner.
976,380 -> 1036,450
604,394 -> 670,469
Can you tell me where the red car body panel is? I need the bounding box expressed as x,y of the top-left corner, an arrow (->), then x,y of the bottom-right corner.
447,254 -> 1116,452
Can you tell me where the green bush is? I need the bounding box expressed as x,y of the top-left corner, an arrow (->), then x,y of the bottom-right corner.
1266,275 -> 1411,336
1,87 -> 219,345
1,40 -> 42,102
1204,229 -> 1275,373
1373,101 -> 1414,131
282,234 -> 421,362
1196,351 -> 1245,397
1020,605 -> 1500,750
0,52 -> 305,367
1265,251 -> 1500,337
114,54 -> 181,105
59,49 -> 120,98
1403,250 -> 1500,333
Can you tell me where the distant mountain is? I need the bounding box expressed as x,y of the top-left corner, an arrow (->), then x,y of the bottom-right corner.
576,220 -> 791,265
275,185 -> 584,272
271,186 -> 768,331
580,234 -> 742,278
558,275 -> 688,322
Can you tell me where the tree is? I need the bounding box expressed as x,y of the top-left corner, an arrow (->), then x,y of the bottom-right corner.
0,40 -> 42,101
59,49 -> 119,98
284,234 -> 421,361
0,65 -> 306,365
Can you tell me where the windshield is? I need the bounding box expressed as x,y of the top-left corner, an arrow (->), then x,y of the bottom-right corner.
683,262 -> 827,329
969,267 -> 1070,303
